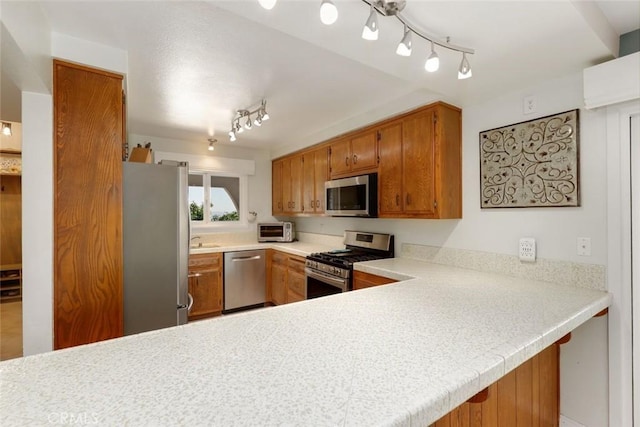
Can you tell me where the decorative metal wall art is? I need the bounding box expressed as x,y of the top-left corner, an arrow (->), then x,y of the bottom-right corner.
480,109 -> 579,208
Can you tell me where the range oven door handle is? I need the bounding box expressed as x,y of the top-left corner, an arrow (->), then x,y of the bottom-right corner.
304,267 -> 349,292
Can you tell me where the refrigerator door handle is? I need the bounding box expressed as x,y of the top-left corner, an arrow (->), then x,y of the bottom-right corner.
187,293 -> 194,312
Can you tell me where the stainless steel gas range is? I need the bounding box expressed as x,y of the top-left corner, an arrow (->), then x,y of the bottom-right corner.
305,231 -> 394,299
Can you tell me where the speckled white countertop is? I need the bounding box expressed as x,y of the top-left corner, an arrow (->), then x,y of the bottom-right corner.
189,241 -> 336,258
0,251 -> 610,426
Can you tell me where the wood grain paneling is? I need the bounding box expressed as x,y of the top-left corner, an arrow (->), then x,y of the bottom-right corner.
0,175 -> 21,265
53,60 -> 124,349
378,123 -> 403,215
188,253 -> 223,320
402,109 -> 436,215
353,270 -> 397,290
272,160 -> 283,215
431,344 -> 559,427
435,104 -> 462,218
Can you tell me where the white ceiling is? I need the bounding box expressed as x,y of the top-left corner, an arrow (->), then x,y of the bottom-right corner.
3,1 -> 639,153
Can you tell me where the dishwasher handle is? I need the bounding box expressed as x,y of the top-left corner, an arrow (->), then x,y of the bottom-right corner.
231,255 -> 262,262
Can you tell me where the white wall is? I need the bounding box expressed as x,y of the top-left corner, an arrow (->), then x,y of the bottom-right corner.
129,134 -> 274,228
295,72 -> 607,265
21,92 -> 53,356
292,72 -> 609,425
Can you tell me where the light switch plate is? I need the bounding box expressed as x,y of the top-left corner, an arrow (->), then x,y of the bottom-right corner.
519,237 -> 536,262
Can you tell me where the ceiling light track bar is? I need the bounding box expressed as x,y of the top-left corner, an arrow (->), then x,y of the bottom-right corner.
360,0 -> 474,55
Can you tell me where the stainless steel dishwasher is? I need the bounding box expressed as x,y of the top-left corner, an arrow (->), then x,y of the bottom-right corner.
223,250 -> 266,313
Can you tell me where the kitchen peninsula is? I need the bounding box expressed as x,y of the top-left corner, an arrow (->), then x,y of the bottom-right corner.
0,242 -> 609,426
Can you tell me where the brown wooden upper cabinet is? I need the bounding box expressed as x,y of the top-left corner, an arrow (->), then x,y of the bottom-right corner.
53,60 -> 125,349
272,160 -> 284,215
302,147 -> 328,214
281,154 -> 303,214
272,101 -> 462,219
379,103 -> 461,219
329,131 -> 378,178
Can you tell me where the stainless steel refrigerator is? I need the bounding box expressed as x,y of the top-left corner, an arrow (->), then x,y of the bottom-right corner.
123,161 -> 190,335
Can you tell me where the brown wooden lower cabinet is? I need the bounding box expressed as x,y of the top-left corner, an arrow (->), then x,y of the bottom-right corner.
188,253 -> 223,320
353,270 -> 398,290
268,250 -> 306,305
431,343 -> 559,427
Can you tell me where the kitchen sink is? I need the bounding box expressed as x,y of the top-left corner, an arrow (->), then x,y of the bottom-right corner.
189,243 -> 220,249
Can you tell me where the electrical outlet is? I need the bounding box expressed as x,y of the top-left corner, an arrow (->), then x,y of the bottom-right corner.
519,237 -> 536,262
523,96 -> 537,114
577,237 -> 591,256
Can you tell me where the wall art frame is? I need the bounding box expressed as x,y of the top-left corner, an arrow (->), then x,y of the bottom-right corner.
479,109 -> 580,208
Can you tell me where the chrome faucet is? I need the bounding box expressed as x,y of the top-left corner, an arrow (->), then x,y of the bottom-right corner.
190,236 -> 202,248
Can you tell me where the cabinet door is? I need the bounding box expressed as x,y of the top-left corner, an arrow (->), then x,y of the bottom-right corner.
272,160 -> 283,215
287,255 -> 306,300
350,131 -> 378,172
402,109 -> 436,216
188,253 -> 222,320
313,148 -> 328,213
302,151 -> 316,213
329,138 -> 351,177
378,123 -> 403,216
53,60 -> 124,349
271,252 -> 288,305
282,156 -> 303,213
302,148 -> 328,214
188,269 -> 222,318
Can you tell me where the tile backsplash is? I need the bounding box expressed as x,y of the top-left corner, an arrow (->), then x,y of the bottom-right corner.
401,243 -> 606,291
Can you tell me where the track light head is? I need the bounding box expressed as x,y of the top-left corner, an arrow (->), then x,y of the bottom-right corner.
1,122 -> 11,136
424,42 -> 440,72
258,0 -> 277,10
362,4 -> 379,40
320,0 -> 338,25
396,25 -> 412,56
458,52 -> 472,79
208,138 -> 217,151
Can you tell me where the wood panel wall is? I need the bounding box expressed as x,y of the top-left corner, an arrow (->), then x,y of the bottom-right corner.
0,174 -> 22,266
432,343 -> 559,427
53,60 -> 124,349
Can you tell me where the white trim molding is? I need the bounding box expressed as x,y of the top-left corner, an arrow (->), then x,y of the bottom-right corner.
584,52 -> 640,110
606,99 -> 640,427
154,151 -> 256,176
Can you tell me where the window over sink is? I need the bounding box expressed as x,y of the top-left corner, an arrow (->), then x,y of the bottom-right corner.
153,150 -> 254,232
189,173 -> 240,223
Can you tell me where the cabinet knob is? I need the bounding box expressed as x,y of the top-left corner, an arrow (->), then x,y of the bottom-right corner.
345,156 -> 349,166
406,194 -> 411,205
396,194 -> 400,206
316,199 -> 320,209
352,154 -> 357,164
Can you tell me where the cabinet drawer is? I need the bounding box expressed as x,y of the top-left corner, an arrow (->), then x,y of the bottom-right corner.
272,251 -> 288,265
189,253 -> 221,268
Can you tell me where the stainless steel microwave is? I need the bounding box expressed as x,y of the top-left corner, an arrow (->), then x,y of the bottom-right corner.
257,222 -> 295,242
325,173 -> 378,217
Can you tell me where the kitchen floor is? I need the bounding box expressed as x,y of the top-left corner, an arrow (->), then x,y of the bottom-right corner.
0,301 -> 22,360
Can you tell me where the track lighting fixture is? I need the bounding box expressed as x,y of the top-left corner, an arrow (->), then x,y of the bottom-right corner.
258,0 -> 277,10
396,24 -> 412,57
458,52 -> 472,79
208,138 -> 217,151
424,41 -> 440,72
258,0 -> 474,78
320,0 -> 338,25
1,122 -> 12,136
362,3 -> 379,40
228,99 -> 270,141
